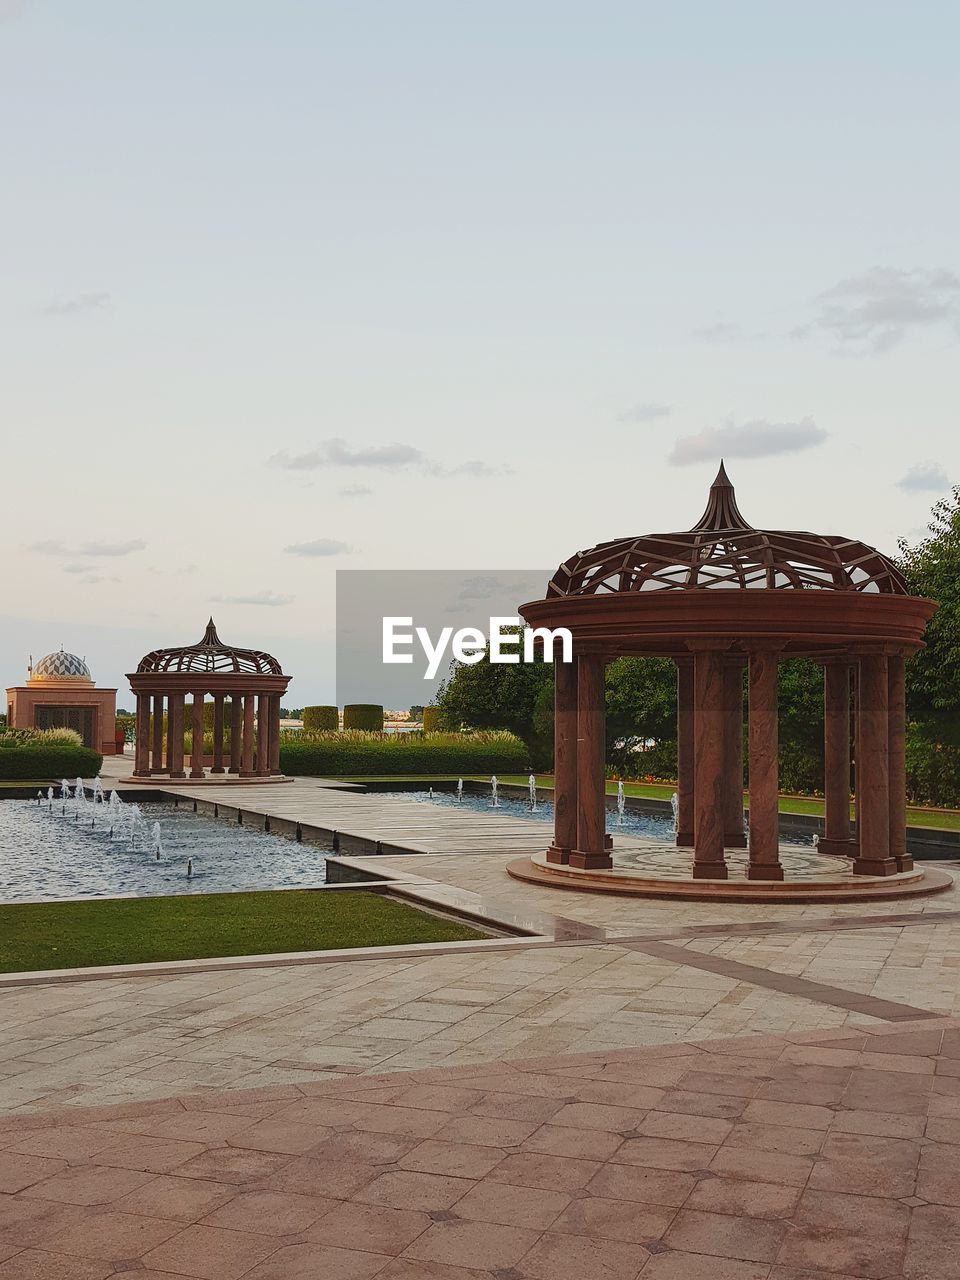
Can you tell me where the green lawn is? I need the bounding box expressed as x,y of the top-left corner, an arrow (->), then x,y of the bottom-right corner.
0,890 -> 486,974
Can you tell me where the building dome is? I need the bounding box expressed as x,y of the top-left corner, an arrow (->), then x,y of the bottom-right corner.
28,648 -> 93,683
547,463 -> 910,598
135,618 -> 283,675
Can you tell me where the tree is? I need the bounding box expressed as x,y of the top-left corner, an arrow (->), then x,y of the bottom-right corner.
436,645 -> 678,770
776,659 -> 824,793
436,655 -> 552,766
605,657 -> 676,769
898,486 -> 960,741
408,705 -> 425,720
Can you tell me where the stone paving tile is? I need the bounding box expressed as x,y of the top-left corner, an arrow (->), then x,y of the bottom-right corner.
10,876 -> 960,1116
0,1020 -> 958,1277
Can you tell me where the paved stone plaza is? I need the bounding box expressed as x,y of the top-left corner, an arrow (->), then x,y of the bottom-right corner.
3,771 -> 960,1276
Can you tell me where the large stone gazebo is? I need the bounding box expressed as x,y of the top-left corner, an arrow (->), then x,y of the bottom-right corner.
515,465 -> 944,898
128,620 -> 290,784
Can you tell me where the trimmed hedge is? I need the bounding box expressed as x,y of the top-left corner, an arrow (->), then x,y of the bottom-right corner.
421,706 -> 441,733
303,705 -> 339,732
343,704 -> 384,731
279,730 -> 527,776
0,745 -> 104,780
906,731 -> 960,809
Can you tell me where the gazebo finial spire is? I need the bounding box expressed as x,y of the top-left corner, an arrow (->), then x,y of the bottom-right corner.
691,460 -> 752,533
201,617 -> 221,646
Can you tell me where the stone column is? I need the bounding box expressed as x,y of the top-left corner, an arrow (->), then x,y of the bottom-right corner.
256,693 -> 271,776
746,648 -> 783,880
168,693 -> 186,779
229,696 -> 242,774
151,694 -> 164,774
133,693 -> 150,776
853,654 -> 896,876
570,654 -> 611,870
212,695 -> 225,774
269,694 -> 283,774
190,695 -> 205,779
888,652 -> 912,872
548,658 -> 578,864
819,661 -> 856,856
722,658 -> 747,848
691,643 -> 728,879
240,693 -> 256,777
675,658 -> 695,846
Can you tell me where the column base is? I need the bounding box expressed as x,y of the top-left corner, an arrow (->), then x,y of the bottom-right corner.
817,836 -> 858,857
569,849 -> 613,870
692,860 -> 728,880
852,856 -> 899,877
228,766 -> 240,775
132,771 -> 152,780
724,831 -> 748,849
211,766 -> 225,775
546,844 -> 571,865
895,855 -> 914,872
168,771 -> 186,780
676,830 -> 694,847
747,862 -> 785,881
189,770 -> 205,780
604,833 -> 613,850
239,769 -> 257,778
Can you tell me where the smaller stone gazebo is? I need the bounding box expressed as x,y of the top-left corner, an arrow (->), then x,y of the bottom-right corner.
128,620 -> 290,783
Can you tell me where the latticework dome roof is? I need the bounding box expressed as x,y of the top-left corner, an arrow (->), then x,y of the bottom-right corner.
548,464 -> 910,598
29,649 -> 92,682
136,619 -> 283,675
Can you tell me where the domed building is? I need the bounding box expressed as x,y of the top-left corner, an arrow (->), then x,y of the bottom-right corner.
6,648 -> 118,754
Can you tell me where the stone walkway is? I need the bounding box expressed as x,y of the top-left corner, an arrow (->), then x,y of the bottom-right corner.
5,767 -> 960,1275
1,1017 -> 958,1278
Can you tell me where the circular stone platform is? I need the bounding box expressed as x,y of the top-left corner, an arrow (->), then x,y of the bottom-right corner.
507,841 -> 953,903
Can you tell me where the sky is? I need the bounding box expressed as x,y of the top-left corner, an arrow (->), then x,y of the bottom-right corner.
1,1 -> 958,706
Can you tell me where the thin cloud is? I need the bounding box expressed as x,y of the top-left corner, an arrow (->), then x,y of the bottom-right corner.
339,484 -> 372,498
43,291 -> 113,317
898,461 -> 949,493
213,591 -> 293,607
669,418 -> 827,466
425,459 -> 509,478
269,440 -> 421,471
693,321 -> 743,342
796,267 -> 960,354
618,403 -> 672,424
27,538 -> 146,557
284,538 -> 352,557
269,438 -> 508,478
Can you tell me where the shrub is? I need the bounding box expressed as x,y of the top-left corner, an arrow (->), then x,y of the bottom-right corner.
279,729 -> 527,776
343,704 -> 384,731
621,739 -> 678,783
116,714 -> 136,743
303,705 -> 339,732
421,706 -> 441,733
0,744 -> 103,780
0,726 -> 83,747
906,729 -> 960,808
